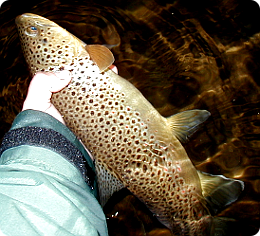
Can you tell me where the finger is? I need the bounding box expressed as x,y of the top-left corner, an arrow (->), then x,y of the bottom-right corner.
49,71 -> 72,92
22,71 -> 71,112
109,65 -> 118,74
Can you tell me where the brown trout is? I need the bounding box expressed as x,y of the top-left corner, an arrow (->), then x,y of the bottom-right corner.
16,13 -> 244,235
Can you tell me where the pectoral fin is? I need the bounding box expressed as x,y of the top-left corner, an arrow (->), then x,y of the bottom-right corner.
166,109 -> 210,142
197,171 -> 244,214
85,44 -> 115,71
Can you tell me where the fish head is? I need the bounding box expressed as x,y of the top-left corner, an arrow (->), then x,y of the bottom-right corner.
15,13 -> 86,75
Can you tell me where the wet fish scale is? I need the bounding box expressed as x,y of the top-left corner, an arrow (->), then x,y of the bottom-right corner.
75,73 -> 209,233
16,13 -> 244,235
59,73 -> 209,232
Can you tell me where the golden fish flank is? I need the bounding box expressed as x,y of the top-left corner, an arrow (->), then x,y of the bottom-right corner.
16,13 -> 244,235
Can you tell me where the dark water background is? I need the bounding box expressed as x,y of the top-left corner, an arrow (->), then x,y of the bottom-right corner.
0,0 -> 260,235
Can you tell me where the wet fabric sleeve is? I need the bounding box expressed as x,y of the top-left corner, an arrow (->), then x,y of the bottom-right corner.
0,109 -> 108,236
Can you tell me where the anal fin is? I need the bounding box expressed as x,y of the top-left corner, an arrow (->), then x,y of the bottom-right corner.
166,109 -> 210,143
197,170 -> 244,215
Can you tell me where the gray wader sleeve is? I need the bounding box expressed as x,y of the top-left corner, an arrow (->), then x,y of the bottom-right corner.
0,110 -> 108,236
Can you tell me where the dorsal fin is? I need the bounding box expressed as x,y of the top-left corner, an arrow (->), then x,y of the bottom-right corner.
85,44 -> 115,71
197,171 -> 244,215
166,109 -> 210,142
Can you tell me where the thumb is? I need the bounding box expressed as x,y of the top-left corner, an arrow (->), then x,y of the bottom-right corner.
49,70 -> 72,93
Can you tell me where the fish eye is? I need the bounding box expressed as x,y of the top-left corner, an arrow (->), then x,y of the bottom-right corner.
25,26 -> 38,36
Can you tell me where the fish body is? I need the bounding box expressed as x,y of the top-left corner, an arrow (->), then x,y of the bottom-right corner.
16,13 -> 244,235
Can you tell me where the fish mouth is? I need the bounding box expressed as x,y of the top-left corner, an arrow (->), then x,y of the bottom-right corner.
15,13 -> 37,25
15,14 -> 23,25
15,13 -> 56,27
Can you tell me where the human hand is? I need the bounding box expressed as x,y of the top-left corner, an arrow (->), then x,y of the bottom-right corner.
22,65 -> 117,124
109,64 -> 118,74
22,71 -> 72,124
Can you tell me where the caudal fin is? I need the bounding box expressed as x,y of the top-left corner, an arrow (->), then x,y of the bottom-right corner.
211,217 -> 240,236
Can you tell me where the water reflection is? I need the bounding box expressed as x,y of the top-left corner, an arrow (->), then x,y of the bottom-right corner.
0,0 -> 260,235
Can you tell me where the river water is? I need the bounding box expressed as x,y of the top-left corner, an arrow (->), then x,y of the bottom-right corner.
0,0 -> 259,235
